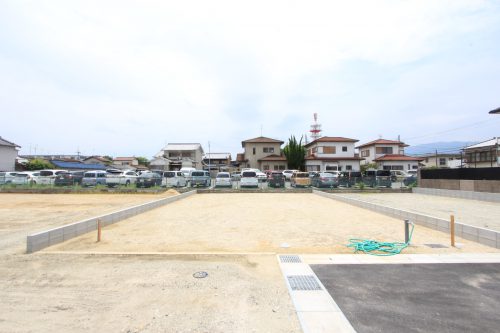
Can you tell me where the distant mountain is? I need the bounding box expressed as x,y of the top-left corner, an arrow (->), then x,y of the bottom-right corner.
405,142 -> 476,156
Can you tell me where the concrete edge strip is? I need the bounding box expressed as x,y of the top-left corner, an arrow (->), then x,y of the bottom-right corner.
277,255 -> 357,333
301,253 -> 500,265
26,190 -> 196,253
313,190 -> 500,249
413,187 -> 500,203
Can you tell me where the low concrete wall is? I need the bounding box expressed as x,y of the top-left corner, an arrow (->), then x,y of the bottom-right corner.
314,190 -> 500,249
413,187 -> 500,203
26,191 -> 196,253
420,179 -> 500,193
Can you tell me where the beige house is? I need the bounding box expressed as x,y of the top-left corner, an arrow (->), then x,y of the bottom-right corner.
240,136 -> 287,170
112,157 -> 139,167
464,137 -> 500,168
304,136 -> 363,172
83,156 -> 112,165
357,139 -> 408,164
153,143 -> 204,170
0,136 -> 20,171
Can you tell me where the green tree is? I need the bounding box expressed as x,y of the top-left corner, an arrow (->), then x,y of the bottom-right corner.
26,159 -> 54,171
136,157 -> 150,167
360,162 -> 377,173
283,135 -> 306,170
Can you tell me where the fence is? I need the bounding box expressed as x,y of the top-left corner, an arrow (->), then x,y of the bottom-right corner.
420,167 -> 500,180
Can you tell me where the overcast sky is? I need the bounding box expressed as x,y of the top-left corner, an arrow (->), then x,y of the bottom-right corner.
1,0 -> 499,159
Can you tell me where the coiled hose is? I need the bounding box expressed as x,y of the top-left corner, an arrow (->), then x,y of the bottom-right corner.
346,223 -> 414,256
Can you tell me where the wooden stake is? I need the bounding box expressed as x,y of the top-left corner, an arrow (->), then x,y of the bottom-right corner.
97,219 -> 101,242
450,215 -> 455,247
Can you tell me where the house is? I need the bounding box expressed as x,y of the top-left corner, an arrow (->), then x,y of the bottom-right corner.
0,136 -> 20,171
419,153 -> 462,169
51,160 -> 107,171
240,136 -> 287,171
357,138 -> 421,172
83,156 -> 112,165
112,157 -> 139,167
463,137 -> 500,168
154,143 -> 204,170
304,136 -> 363,172
202,153 -> 232,171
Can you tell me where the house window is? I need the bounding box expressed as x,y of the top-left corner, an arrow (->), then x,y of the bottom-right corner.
439,158 -> 446,166
361,150 -> 370,157
252,147 -> 256,155
323,146 -> 336,154
278,165 -> 286,170
274,165 -> 279,170
325,165 -> 338,171
346,165 -> 352,170
263,147 -> 275,153
263,165 -> 270,170
376,147 -> 393,154
342,146 -> 348,152
182,152 -> 192,158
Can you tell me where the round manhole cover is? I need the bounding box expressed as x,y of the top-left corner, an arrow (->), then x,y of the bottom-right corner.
193,271 -> 208,279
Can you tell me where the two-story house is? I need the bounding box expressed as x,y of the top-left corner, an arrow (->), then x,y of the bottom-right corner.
304,136 -> 363,172
240,136 -> 287,170
463,137 -> 499,168
357,139 -> 421,172
202,153 -> 232,171
0,136 -> 20,171
419,153 -> 462,169
152,143 -> 204,170
112,157 -> 139,167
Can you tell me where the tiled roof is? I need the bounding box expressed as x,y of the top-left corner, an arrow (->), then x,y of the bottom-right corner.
0,136 -> 20,148
51,160 -> 106,170
305,156 -> 364,161
241,136 -> 284,147
304,136 -> 358,148
114,157 -> 137,161
356,139 -> 408,149
373,154 -> 424,162
258,154 -> 287,162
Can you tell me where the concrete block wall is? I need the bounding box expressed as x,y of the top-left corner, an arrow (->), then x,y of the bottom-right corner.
27,191 -> 196,253
420,179 -> 500,193
413,187 -> 500,203
314,190 -> 500,249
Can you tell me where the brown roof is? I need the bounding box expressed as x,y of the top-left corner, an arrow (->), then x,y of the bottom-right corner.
258,154 -> 287,162
113,157 -> 137,161
84,156 -> 111,163
373,154 -> 424,162
304,136 -> 358,148
241,136 -> 284,147
236,153 -> 247,162
305,156 -> 364,161
356,139 -> 409,149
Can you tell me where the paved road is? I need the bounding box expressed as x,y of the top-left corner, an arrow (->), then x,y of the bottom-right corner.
336,193 -> 500,232
312,263 -> 500,333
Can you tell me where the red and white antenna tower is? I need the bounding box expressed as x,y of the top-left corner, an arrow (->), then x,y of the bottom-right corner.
309,113 -> 322,141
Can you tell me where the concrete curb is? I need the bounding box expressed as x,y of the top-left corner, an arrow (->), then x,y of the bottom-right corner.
26,191 -> 196,253
413,187 -> 500,203
314,190 -> 500,249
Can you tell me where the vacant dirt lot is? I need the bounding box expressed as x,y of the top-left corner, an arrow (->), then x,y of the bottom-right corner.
49,193 -> 498,254
0,191 -> 177,254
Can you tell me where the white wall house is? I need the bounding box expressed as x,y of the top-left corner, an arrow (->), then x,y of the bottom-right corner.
154,143 -> 204,170
463,137 -> 500,168
304,137 -> 363,172
356,138 -> 422,172
0,136 -> 20,171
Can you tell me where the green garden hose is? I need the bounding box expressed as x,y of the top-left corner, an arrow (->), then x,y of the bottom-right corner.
346,223 -> 414,256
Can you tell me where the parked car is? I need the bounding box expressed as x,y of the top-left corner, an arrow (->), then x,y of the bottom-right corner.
390,170 -> 408,182
308,171 -> 319,178
311,172 -> 338,188
254,169 -> 267,182
136,172 -> 162,188
230,172 -> 241,181
190,170 -> 211,187
291,172 -> 311,187
240,170 -> 259,188
363,169 -> 392,188
338,171 -> 362,187
37,169 -> 68,185
82,170 -> 107,187
11,171 -> 40,185
54,171 -> 85,186
162,171 -> 187,187
0,171 -> 18,185
106,170 -> 138,187
282,170 -> 298,181
180,167 -> 196,184
268,171 -> 285,188
325,170 -> 340,178
215,172 -> 232,188
407,169 -> 418,176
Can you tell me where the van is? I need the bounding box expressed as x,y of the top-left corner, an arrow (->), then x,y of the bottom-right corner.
240,170 -> 258,188
162,171 -> 187,187
190,170 -> 211,187
82,170 -> 107,187
37,169 -> 67,185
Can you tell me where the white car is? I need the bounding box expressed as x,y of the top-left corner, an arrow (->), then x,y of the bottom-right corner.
215,172 -> 232,188
162,171 -> 187,187
37,169 -> 68,185
240,170 -> 259,188
0,171 -> 18,185
282,169 -> 298,181
12,171 -> 40,185
325,170 -> 340,178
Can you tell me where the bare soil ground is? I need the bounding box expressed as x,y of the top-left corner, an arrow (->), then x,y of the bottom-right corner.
0,191 -> 177,254
49,193 -> 499,254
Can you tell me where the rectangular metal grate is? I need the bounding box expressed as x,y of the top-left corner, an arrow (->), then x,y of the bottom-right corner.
424,243 -> 449,248
287,275 -> 322,291
280,255 -> 302,263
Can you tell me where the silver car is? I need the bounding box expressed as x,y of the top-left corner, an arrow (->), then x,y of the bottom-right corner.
215,172 -> 232,188
0,171 -> 18,185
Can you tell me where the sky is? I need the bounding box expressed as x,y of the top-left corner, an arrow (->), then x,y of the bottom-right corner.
1,0 -> 499,159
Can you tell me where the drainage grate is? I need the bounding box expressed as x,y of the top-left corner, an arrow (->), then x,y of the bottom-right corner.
280,255 -> 302,263
424,244 -> 449,249
287,275 -> 322,291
